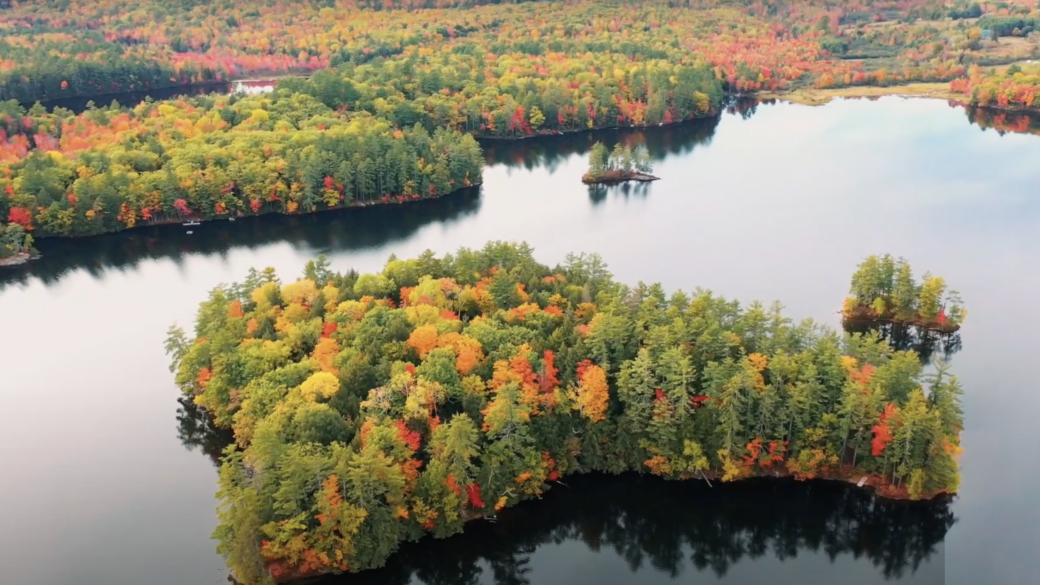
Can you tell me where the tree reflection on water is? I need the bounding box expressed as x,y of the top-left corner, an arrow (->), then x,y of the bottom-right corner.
843,320 -> 963,364
176,396 -> 234,468
305,473 -> 952,585
176,374 -> 953,585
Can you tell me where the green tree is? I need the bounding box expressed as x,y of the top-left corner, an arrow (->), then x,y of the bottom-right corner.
891,261 -> 918,320
918,275 -> 946,322
528,106 -> 545,130
587,141 -> 609,178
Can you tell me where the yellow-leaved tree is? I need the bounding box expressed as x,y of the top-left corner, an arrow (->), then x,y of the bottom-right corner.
300,372 -> 339,402
570,360 -> 609,422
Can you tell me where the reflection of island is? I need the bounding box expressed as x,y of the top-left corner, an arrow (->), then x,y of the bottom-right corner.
844,321 -> 963,364
0,187 -> 481,292
483,117 -> 720,208
309,473 -> 953,585
176,396 -> 235,468
480,115 -> 721,172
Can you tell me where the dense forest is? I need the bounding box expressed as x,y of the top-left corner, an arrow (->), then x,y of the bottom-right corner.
3,0 -> 1039,238
2,0 -> 1034,103
0,94 -> 483,237
167,243 -> 965,584
843,255 -> 967,332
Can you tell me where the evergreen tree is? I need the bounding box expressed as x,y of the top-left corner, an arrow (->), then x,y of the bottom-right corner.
587,142 -> 609,179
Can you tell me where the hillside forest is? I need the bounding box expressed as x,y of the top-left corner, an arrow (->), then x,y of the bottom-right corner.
2,0 -> 1040,239
166,243 -> 966,584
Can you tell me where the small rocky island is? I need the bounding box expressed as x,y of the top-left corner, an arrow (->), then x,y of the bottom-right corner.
582,141 -> 659,184
0,222 -> 36,267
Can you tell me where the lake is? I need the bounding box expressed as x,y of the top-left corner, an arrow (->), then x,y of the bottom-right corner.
1,97 -> 1038,585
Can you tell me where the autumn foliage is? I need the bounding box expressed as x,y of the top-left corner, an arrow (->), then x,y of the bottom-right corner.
571,360 -> 610,422
166,243 -> 966,583
4,1 -> 1039,242
872,403 -> 897,457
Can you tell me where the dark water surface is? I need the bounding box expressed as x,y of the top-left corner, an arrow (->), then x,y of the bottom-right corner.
31,79 -> 277,113
2,98 -> 1038,585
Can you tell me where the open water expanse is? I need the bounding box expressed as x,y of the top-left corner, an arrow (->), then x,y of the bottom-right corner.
1,97 -> 1038,585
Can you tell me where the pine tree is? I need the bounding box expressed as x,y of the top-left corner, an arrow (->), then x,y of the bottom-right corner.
587,142 -> 609,178
926,360 -> 964,435
891,261 -> 918,320
918,275 -> 946,323
610,143 -> 625,171
634,146 -> 653,174
430,413 -> 482,482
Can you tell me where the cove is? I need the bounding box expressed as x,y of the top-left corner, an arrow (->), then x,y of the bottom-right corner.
1,97 -> 1038,585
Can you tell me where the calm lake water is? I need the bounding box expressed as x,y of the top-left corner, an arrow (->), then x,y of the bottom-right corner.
1,97 -> 1038,585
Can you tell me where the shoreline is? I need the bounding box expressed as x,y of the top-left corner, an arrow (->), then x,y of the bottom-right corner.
478,112 -> 717,142
842,308 -> 962,334
32,184 -> 481,241
753,84 -> 1040,119
0,251 -> 35,267
21,115 -> 722,243
18,85 -> 1038,243
264,467 -> 949,583
757,82 -> 968,107
582,171 -> 660,185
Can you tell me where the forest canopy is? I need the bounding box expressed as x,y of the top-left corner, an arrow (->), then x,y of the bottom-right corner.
0,93 -> 483,237
4,0 -> 1040,238
167,242 -> 966,584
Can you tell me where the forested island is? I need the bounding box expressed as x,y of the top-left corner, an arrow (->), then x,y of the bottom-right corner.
167,243 -> 965,584
843,255 -> 967,332
3,0 -> 1040,238
583,142 -> 657,184
0,222 -> 36,266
